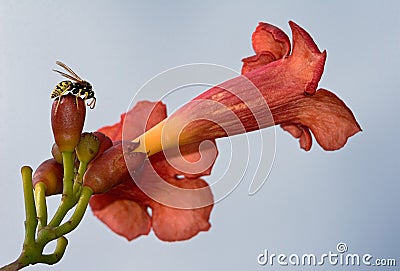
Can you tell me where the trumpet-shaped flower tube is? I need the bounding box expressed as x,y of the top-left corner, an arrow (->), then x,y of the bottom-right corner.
134,21 -> 361,154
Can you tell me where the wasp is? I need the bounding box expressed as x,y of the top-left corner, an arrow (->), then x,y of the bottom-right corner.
51,61 -> 96,109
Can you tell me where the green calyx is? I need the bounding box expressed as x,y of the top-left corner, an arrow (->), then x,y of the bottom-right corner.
75,132 -> 100,164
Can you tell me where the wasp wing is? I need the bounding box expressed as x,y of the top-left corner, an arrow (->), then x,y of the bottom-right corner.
52,69 -> 81,82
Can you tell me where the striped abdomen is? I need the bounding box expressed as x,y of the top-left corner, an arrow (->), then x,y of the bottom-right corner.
51,80 -> 73,98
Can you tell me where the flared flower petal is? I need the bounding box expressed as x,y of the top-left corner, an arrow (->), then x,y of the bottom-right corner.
90,170 -> 213,241
242,22 -> 290,73
150,141 -> 218,179
277,89 -> 361,150
90,193 -> 151,241
149,177 -> 213,241
251,22 -> 291,57
98,101 -> 167,141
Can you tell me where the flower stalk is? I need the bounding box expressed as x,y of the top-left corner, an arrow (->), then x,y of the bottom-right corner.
1,160 -> 94,270
0,167 -> 73,270
48,151 -> 76,228
21,167 -> 37,250
34,182 -> 47,230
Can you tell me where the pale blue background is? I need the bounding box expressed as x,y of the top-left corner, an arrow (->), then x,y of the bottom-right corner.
1,1 -> 399,270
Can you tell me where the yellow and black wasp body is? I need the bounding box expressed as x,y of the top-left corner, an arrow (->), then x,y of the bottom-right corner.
51,61 -> 96,109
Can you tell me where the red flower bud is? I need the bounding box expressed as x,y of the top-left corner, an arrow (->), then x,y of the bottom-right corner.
33,159 -> 63,196
83,141 -> 146,194
92,131 -> 113,161
51,93 -> 86,153
51,143 -> 63,164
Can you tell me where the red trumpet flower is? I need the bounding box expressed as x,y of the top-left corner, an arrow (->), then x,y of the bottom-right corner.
89,21 -> 360,242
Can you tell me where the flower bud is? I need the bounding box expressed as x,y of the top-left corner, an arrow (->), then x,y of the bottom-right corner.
51,143 -> 63,164
76,133 -> 100,163
51,93 -> 86,153
33,159 -> 63,196
92,131 -> 113,161
83,141 -> 146,194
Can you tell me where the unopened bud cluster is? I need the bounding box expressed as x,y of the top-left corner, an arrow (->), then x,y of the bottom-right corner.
32,94 -> 146,196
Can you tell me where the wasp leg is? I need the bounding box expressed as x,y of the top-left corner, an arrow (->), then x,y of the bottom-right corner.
55,97 -> 62,113
78,90 -> 96,109
75,94 -> 80,110
87,97 -> 96,109
78,90 -> 88,110
75,90 -> 87,110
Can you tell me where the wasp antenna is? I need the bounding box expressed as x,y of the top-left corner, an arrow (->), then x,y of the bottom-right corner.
55,61 -> 83,81
53,69 -> 80,82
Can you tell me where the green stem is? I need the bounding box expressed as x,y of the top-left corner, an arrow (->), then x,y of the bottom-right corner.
72,161 -> 88,198
3,157 -> 93,270
37,237 -> 68,265
18,188 -> 92,269
3,235 -> 69,270
48,151 -> 75,227
34,183 -> 48,230
0,259 -> 26,271
61,151 -> 74,198
30,188 -> 92,267
54,187 -> 93,237
21,166 -> 37,247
